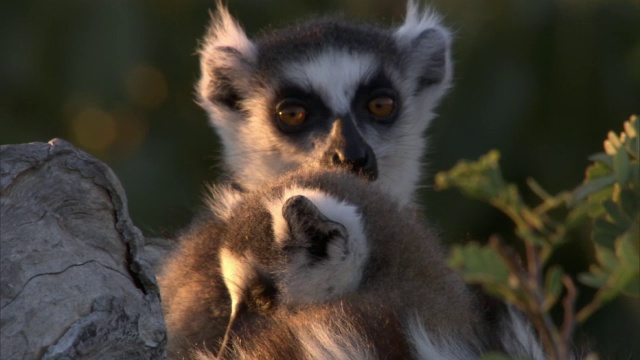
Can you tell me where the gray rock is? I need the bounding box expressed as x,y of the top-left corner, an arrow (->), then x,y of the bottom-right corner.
0,139 -> 166,359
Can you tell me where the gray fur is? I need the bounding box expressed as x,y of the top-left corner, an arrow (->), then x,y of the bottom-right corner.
254,17 -> 400,75
161,167 -> 554,359
159,166 -> 480,358
161,2 -> 555,359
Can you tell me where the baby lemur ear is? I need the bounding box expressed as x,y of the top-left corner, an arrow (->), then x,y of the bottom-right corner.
197,2 -> 257,111
394,1 -> 452,94
282,195 -> 347,262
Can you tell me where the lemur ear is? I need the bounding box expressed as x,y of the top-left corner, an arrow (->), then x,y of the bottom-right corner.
197,3 -> 256,110
394,1 -> 452,94
282,195 -> 347,261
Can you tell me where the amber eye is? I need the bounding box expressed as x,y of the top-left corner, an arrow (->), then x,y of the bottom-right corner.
367,96 -> 395,119
276,103 -> 307,127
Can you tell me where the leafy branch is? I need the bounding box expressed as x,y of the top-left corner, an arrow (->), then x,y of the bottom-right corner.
436,115 -> 639,360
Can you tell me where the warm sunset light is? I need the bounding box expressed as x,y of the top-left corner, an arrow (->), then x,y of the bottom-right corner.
2,2 -> 638,356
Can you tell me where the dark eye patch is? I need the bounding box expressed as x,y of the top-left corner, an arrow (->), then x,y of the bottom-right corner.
272,85 -> 331,133
352,72 -> 401,125
244,271 -> 278,316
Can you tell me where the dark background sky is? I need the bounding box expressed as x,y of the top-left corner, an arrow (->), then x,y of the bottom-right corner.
2,0 -> 639,357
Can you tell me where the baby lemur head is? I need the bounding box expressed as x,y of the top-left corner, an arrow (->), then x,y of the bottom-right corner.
197,1 -> 452,205
212,169 -> 371,319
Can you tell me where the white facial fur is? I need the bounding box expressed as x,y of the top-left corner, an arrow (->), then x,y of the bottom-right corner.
197,1 -> 453,206
282,50 -> 377,114
264,186 -> 369,305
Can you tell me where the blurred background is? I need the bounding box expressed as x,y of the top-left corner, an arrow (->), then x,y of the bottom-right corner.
2,0 -> 638,357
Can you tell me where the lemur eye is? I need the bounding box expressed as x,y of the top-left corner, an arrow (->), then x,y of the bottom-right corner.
277,103 -> 307,127
367,96 -> 395,119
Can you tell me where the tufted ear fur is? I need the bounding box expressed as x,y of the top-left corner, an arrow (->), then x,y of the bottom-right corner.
197,2 -> 257,111
394,1 -> 452,95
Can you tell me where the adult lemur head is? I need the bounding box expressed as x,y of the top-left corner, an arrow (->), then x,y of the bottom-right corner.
197,1 -> 452,205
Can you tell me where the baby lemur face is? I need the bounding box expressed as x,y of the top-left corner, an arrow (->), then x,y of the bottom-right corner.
197,3 -> 452,205
215,183 -> 370,315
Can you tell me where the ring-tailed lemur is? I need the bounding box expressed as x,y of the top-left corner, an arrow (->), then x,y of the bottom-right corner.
159,166 -> 546,359
197,1 -> 452,205
160,2 -> 553,359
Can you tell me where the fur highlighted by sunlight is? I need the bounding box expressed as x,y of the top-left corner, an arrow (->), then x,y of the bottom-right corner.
159,1 -> 556,359
195,0 -> 453,206
159,166 -> 478,358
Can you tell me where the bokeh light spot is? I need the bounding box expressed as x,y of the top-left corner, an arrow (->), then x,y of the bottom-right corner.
125,64 -> 169,109
71,107 -> 118,152
112,109 -> 149,157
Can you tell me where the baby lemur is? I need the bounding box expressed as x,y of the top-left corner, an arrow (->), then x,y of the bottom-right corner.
160,167 -> 481,359
160,166 -> 546,359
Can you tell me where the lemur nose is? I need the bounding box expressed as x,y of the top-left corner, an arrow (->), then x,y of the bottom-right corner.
325,118 -> 378,180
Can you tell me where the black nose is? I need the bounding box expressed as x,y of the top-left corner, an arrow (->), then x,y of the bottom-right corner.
330,143 -> 377,178
324,118 -> 378,180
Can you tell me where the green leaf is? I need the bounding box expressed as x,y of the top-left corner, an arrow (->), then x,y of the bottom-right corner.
623,276 -> 640,297
596,245 -> 618,270
629,164 -> 640,187
612,144 -> 631,185
514,227 -> 545,246
625,134 -> 639,159
618,189 -> 638,219
435,150 -> 508,202
617,232 -> 639,270
623,115 -> 639,158
617,229 -> 640,296
588,152 -> 613,169
448,243 -> 515,301
584,185 -> 615,218
578,273 -> 604,289
543,266 -> 564,311
586,159 -> 613,179
603,200 -> 631,228
579,232 -> 640,301
572,173 -> 615,204
449,243 -> 510,283
592,218 -> 621,248
564,201 -> 591,230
